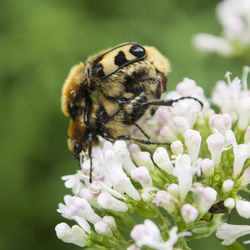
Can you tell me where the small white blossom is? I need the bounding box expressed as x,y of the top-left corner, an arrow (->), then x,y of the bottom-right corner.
181,204 -> 198,223
167,184 -> 179,199
154,190 -> 179,213
193,0 -> 250,57
224,198 -> 235,209
94,220 -> 112,236
233,144 -> 249,177
174,154 -> 198,201
222,179 -> 234,193
55,223 -> 87,247
131,167 -> 152,189
239,167 -> 250,187
153,147 -> 174,174
236,199 -> 250,219
184,129 -> 201,163
207,133 -> 225,165
216,223 -> 250,245
57,195 -> 101,225
97,192 -> 128,212
131,220 -> 180,250
103,216 -> 116,230
209,113 -> 232,134
201,159 -> 214,177
171,140 -> 183,155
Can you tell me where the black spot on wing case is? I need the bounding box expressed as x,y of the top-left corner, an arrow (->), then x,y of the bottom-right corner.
90,42 -> 146,79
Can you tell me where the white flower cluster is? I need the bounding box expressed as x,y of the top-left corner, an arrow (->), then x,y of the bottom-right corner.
56,68 -> 250,249
193,0 -> 250,57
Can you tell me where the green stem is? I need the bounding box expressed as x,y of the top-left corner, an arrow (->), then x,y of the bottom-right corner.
226,241 -> 245,250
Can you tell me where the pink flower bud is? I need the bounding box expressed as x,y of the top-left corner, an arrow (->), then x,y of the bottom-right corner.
153,147 -> 173,174
154,190 -> 179,213
158,107 -> 173,125
171,140 -> 183,155
97,192 -> 128,212
173,116 -> 189,135
209,114 -> 232,133
167,184 -> 179,198
159,125 -> 177,141
134,151 -> 154,170
55,223 -> 87,247
80,188 -> 95,201
199,187 -> 217,213
176,78 -> 198,96
129,144 -> 141,155
184,129 -> 201,163
103,216 -> 116,230
181,204 -> 198,223
201,158 -> 214,177
207,133 -> 225,165
94,220 -> 112,236
131,167 -> 152,188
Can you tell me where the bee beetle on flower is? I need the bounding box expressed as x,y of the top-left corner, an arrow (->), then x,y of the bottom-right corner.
61,42 -> 203,182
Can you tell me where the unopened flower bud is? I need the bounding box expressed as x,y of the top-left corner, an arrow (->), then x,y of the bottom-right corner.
181,204 -> 198,223
159,107 -> 172,125
114,140 -> 137,173
55,223 -> 87,247
171,140 -> 183,155
103,216 -> 116,230
209,113 -> 232,133
199,187 -> 217,213
237,95 -> 250,130
222,179 -> 234,193
184,129 -> 201,163
239,167 -> 250,187
97,192 -> 128,212
224,198 -> 235,209
236,199 -> 250,219
134,151 -> 154,170
207,133 -> 225,165
80,188 -> 95,201
131,167 -> 152,188
153,147 -> 174,174
167,184 -> 179,198
129,144 -> 141,156
94,220 -> 112,236
233,144 -> 248,177
173,116 -> 189,135
201,158 -> 214,177
154,190 -> 179,213
159,125 -> 177,141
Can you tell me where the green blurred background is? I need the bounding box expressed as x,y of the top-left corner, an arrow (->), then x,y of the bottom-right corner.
0,0 -> 249,249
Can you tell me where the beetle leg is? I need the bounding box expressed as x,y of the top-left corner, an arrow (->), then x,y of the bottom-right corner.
118,135 -> 170,145
134,123 -> 150,140
143,96 -> 203,110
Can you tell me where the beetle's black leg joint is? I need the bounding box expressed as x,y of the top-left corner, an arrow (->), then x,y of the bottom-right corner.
134,123 -> 150,140
118,135 -> 170,145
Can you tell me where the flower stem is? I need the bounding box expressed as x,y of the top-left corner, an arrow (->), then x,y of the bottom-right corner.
226,241 -> 245,250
